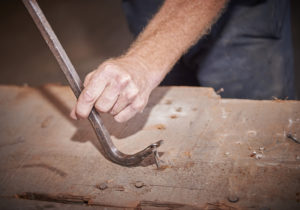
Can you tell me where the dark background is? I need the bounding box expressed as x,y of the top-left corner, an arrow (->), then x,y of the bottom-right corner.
0,0 -> 299,98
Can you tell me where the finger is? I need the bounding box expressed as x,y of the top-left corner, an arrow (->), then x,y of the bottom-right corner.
114,105 -> 137,123
76,75 -> 108,118
95,81 -> 120,112
109,94 -> 131,116
110,83 -> 139,115
70,106 -> 77,120
114,97 -> 146,122
83,71 -> 95,87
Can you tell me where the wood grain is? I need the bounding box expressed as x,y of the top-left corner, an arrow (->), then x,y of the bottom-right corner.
0,85 -> 299,209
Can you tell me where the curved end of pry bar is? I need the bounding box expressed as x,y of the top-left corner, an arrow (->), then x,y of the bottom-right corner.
113,139 -> 164,167
101,138 -> 164,167
90,109 -> 164,167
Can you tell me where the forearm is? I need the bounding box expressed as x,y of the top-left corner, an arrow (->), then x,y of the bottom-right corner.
126,0 -> 228,80
73,0 -> 228,123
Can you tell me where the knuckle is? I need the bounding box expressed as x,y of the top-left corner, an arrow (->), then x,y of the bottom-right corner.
95,103 -> 109,113
84,74 -> 89,81
102,62 -> 115,69
83,72 -> 94,87
98,64 -> 121,81
125,87 -> 139,100
101,62 -> 119,74
83,80 -> 89,88
86,71 -> 94,79
91,71 -> 105,82
132,98 -> 145,111
82,90 -> 95,102
95,98 -> 113,113
118,74 -> 131,86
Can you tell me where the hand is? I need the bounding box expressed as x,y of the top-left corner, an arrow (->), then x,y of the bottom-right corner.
70,56 -> 162,122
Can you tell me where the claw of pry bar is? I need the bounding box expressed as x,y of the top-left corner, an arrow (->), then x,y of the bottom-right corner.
22,0 -> 163,167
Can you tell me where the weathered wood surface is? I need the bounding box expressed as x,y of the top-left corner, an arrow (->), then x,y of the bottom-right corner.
0,84 -> 299,209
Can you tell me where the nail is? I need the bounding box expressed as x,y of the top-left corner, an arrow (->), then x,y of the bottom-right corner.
134,181 -> 145,188
227,194 -> 239,203
96,183 -> 108,191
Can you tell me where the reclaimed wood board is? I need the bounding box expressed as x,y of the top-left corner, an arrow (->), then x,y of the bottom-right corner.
0,84 -> 299,209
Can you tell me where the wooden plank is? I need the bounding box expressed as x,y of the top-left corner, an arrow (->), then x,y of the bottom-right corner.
0,84 -> 299,209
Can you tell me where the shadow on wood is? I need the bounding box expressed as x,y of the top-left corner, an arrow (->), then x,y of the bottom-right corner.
37,86 -> 170,165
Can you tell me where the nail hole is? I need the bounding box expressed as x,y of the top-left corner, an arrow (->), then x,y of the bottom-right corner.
175,107 -> 182,112
165,100 -> 172,105
170,114 -> 178,119
155,124 -> 166,130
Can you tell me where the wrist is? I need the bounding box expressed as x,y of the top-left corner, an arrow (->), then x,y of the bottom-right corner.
120,52 -> 167,87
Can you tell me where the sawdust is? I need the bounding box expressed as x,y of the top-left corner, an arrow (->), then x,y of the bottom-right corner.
155,161 -> 195,171
156,165 -> 170,171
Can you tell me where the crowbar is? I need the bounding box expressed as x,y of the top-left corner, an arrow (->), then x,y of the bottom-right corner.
22,0 -> 163,167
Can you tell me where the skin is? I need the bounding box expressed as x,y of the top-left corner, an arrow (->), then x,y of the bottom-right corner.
71,0 -> 228,123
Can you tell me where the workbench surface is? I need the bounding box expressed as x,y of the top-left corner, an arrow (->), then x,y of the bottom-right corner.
0,85 -> 299,210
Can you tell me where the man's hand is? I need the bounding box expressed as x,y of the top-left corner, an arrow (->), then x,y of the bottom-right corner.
70,56 -> 162,122
70,0 -> 227,122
